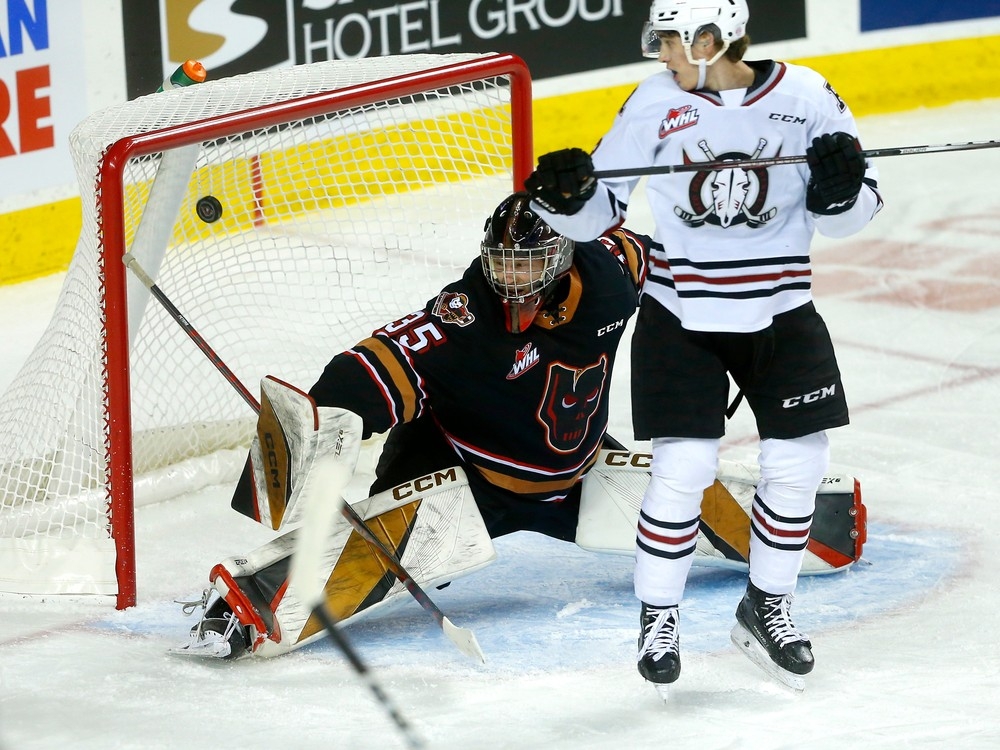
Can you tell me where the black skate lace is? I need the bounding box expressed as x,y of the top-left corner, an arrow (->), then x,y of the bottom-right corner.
760,594 -> 808,647
639,606 -> 679,660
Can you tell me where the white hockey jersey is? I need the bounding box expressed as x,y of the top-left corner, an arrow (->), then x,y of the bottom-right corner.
538,60 -> 883,333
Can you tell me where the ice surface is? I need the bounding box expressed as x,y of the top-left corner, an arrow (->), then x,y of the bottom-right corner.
3,99 -> 1000,749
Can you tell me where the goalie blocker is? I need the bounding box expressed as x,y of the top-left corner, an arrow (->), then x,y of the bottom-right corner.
176,378 -> 864,659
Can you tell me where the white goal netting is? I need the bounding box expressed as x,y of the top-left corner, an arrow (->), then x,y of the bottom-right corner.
0,53 -> 531,605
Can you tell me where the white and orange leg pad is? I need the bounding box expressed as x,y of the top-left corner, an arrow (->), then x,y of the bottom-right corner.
576,449 -> 866,574
230,375 -> 364,530
210,466 -> 495,658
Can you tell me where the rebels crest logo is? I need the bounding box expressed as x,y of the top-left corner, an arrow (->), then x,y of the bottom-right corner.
674,138 -> 778,229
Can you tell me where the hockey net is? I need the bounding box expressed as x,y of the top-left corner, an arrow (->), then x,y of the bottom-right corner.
0,53 -> 532,607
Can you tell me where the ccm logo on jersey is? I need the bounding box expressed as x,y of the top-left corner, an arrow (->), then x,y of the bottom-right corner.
597,319 -> 625,336
782,384 -> 837,408
659,105 -> 699,138
769,113 -> 806,124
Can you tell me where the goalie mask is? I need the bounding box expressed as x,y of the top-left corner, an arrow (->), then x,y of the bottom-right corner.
642,0 -> 749,68
481,192 -> 575,334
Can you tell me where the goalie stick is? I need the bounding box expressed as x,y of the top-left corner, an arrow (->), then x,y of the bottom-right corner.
292,456 -> 426,749
592,138 -> 1000,179
123,253 -> 484,663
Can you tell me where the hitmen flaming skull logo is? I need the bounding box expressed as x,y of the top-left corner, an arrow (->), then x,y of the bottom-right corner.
675,138 -> 778,229
536,357 -> 608,453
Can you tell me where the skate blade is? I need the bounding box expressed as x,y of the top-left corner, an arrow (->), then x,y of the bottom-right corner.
729,623 -> 806,692
167,633 -> 233,660
653,683 -> 671,703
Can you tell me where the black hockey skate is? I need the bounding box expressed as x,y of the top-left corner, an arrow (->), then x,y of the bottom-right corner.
637,603 -> 681,700
170,590 -> 251,660
731,581 -> 813,690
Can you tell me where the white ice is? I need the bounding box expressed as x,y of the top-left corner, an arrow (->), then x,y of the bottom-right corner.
3,99 -> 1000,750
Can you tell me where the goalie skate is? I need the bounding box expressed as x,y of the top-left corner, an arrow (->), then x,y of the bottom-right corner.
170,590 -> 251,660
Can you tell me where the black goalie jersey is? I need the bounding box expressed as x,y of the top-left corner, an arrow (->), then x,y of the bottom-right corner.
309,229 -> 653,503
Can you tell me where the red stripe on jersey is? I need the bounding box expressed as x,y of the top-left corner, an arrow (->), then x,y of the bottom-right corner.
446,429 -> 601,478
743,62 -> 787,106
673,268 -> 811,285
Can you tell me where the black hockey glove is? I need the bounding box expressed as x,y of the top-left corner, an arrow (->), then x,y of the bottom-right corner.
524,147 -> 597,215
805,132 -> 865,215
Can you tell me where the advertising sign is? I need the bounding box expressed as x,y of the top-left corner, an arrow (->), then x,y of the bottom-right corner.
123,0 -> 806,100
0,0 -> 87,199
861,0 -> 1000,31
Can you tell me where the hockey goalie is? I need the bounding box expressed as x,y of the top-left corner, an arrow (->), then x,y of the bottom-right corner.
174,193 -> 866,660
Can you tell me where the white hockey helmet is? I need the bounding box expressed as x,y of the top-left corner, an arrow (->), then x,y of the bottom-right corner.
481,192 -> 574,334
642,0 -> 749,63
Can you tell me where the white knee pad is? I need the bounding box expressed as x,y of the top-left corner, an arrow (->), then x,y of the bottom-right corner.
644,437 -> 721,519
751,432 -> 830,593
757,432 -> 830,515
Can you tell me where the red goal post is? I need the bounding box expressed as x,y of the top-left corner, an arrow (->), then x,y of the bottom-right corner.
0,53 -> 533,609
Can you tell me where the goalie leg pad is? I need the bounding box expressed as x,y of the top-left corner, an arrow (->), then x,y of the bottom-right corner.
230,375 -> 363,530
576,450 -> 866,574
205,467 -> 495,658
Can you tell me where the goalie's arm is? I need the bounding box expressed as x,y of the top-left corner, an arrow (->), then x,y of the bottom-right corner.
309,333 -> 427,439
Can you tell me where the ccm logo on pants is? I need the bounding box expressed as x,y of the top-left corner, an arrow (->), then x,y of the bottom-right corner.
782,385 -> 836,408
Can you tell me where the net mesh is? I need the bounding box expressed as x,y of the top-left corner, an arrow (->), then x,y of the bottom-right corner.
0,53 -> 524,596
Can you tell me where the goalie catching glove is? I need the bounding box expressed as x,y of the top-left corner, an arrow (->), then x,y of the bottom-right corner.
524,147 -> 597,215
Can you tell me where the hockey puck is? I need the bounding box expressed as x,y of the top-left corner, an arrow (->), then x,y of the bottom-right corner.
196,195 -> 223,223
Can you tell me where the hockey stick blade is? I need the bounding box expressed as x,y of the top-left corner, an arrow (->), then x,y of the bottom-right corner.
592,138 -> 1000,179
442,616 -> 486,663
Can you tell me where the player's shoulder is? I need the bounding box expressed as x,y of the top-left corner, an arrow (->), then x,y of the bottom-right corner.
776,60 -> 830,89
766,60 -> 851,117
619,71 -> 686,116
576,230 -> 655,287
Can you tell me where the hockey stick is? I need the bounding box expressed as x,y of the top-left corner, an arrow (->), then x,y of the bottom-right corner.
123,252 -> 485,663
292,456 -> 425,749
123,254 -> 258,411
592,138 -> 1000,179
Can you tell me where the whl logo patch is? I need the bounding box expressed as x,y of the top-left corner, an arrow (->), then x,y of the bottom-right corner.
659,105 -> 699,138
507,343 -> 540,380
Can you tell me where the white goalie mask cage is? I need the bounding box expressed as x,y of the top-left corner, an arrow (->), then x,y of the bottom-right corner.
641,0 -> 749,62
480,192 -> 574,333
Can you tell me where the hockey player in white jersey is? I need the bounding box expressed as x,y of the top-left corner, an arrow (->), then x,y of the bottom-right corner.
524,0 -> 883,692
